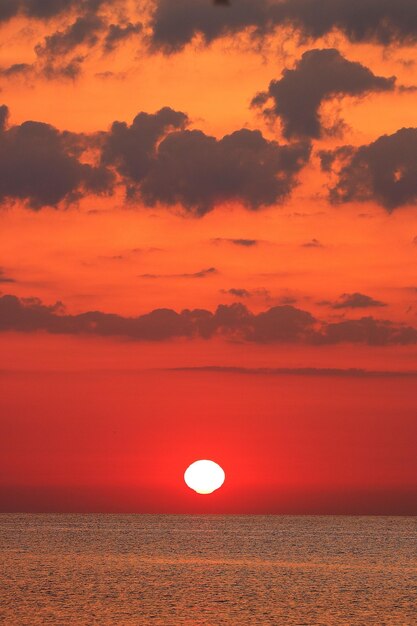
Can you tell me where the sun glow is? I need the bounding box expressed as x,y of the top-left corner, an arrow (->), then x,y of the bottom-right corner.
184,460 -> 225,495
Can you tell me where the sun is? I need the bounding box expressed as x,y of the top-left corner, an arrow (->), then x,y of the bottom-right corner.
184,460 -> 225,495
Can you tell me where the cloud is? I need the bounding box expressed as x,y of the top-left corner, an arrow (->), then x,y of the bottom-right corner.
213,238 -> 259,247
103,21 -> 142,53
35,14 -> 142,60
35,15 -> 105,58
2,294 -> 416,346
324,293 -> 387,309
252,49 -> 395,139
220,287 -> 271,299
4,1 -> 417,63
0,56 -> 87,81
0,0 -> 115,22
149,0 -> 417,52
139,268 -> 218,279
0,63 -> 33,78
320,317 -> 417,346
170,366 -> 417,378
230,238 -> 258,247
221,288 -> 252,298
271,0 -> 417,46
0,105 -> 112,208
101,107 -> 189,182
0,105 -> 310,212
103,109 -> 311,215
0,2 -> 141,80
302,238 -> 324,248
320,128 -> 417,210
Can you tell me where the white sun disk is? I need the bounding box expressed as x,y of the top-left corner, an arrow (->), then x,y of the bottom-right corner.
184,460 -> 225,495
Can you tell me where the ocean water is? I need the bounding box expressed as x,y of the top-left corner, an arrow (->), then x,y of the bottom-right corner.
0,515 -> 416,625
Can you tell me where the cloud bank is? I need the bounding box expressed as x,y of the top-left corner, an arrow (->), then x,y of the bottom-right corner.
150,0 -> 417,52
1,294 -> 416,346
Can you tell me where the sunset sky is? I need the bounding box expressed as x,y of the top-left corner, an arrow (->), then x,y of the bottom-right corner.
1,0 -> 417,513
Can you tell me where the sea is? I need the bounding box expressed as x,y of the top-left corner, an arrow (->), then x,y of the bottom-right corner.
1,515 -> 416,625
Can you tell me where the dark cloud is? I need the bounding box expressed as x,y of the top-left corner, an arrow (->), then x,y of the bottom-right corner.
0,105 -> 8,131
213,238 -> 259,247
0,0 -> 109,23
35,14 -> 106,58
321,128 -> 417,210
250,305 -> 316,342
221,288 -> 252,298
0,63 -> 33,78
139,267 -> 218,279
42,55 -> 87,80
149,0 -> 267,53
0,58 -> 86,82
212,237 -> 259,247
103,110 -> 311,214
271,0 -> 417,46
252,49 -> 395,139
0,105 -> 112,208
302,238 -> 324,248
231,238 -> 258,247
139,129 -> 310,214
320,317 -> 417,346
326,293 -> 387,309
101,107 -> 189,182
103,22 -> 142,53
34,14 -> 141,59
1,294 -> 416,345
220,288 -> 271,300
171,366 -> 417,378
4,0 -> 417,57
0,105 -> 310,212
0,2 -> 140,80
149,0 -> 417,52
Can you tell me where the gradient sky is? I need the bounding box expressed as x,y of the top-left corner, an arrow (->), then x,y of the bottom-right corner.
1,0 -> 417,513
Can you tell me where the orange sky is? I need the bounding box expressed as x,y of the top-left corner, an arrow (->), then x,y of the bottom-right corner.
0,1 -> 416,512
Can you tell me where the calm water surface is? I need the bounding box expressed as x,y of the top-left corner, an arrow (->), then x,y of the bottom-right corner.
1,515 -> 416,625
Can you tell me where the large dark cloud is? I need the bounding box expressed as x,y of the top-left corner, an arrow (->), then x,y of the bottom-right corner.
320,317 -> 417,346
252,49 -> 395,139
0,105 -> 311,212
0,0 -> 107,22
271,0 -> 417,45
0,105 -> 112,208
4,0 -> 417,56
102,109 -> 311,215
150,0 -> 417,52
321,128 -> 417,210
1,294 -> 416,346
149,0 -> 268,52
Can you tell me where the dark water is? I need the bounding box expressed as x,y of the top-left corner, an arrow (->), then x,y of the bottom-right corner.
1,515 -> 416,625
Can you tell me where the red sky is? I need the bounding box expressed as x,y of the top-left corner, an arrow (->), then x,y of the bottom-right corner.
0,0 -> 417,513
